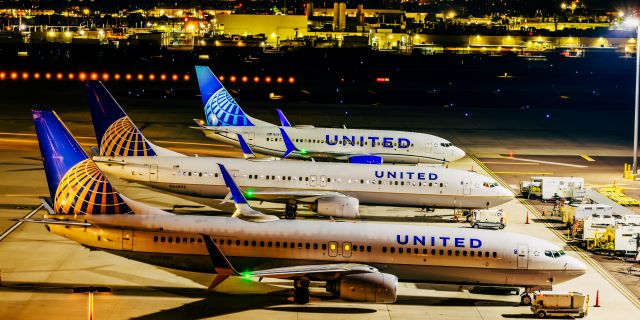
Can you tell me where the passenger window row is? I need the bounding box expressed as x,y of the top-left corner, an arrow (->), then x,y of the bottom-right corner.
151,236 -> 372,253
265,137 -> 415,148
381,246 -> 498,258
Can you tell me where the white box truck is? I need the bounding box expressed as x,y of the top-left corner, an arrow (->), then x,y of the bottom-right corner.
522,177 -> 585,201
469,209 -> 506,229
530,291 -> 586,318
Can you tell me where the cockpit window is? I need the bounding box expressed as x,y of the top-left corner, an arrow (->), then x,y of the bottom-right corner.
544,250 -> 563,258
483,182 -> 499,188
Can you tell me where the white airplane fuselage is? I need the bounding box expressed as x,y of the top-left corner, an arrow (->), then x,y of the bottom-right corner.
49,213 -> 585,287
202,126 -> 465,164
95,156 -> 514,209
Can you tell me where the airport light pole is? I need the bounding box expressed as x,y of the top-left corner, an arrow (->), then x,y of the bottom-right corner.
627,17 -> 640,174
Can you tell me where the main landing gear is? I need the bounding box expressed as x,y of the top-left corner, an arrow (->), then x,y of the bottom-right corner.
284,202 -> 297,219
293,279 -> 310,304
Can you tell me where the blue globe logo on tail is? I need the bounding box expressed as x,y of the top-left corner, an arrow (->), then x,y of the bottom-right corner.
100,117 -> 156,156
204,89 -> 254,126
54,159 -> 132,215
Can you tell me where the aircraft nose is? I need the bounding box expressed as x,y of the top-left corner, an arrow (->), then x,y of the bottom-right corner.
450,146 -> 466,161
498,186 -> 515,198
565,256 -> 588,275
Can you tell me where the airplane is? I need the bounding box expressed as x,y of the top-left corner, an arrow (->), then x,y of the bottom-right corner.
27,108 -> 587,305
85,81 -> 514,219
193,65 -> 465,164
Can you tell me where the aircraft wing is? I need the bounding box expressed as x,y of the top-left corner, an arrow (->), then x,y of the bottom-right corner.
247,190 -> 345,202
249,263 -> 378,280
201,234 -> 378,289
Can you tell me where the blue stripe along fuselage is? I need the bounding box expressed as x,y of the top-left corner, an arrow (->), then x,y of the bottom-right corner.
397,235 -> 483,248
326,135 -> 410,148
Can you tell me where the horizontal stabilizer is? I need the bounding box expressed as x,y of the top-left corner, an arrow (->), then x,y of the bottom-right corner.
15,218 -> 91,227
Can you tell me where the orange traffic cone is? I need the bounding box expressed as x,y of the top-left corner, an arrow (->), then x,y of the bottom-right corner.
594,290 -> 600,307
525,211 -> 529,224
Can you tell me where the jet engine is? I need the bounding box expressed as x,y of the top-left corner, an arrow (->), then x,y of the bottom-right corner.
311,196 -> 359,218
326,273 -> 397,303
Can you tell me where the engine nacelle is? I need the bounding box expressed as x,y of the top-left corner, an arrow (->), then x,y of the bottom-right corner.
311,196 -> 359,218
327,273 -> 398,303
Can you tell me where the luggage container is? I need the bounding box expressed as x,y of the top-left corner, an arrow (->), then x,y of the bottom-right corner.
530,291 -> 586,318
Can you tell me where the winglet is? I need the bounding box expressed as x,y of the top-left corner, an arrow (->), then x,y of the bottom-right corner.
237,134 -> 256,159
217,163 -> 279,222
201,233 -> 240,276
217,164 -> 248,204
278,127 -> 299,158
275,108 -> 292,127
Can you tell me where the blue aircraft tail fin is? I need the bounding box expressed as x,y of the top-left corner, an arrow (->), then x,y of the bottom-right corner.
85,81 -> 157,157
195,66 -> 254,127
278,127 -> 300,158
33,109 -> 132,215
275,108 -> 292,127
236,134 -> 256,159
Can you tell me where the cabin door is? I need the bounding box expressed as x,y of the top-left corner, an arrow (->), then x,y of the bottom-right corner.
342,242 -> 352,258
122,228 -> 134,251
517,244 -> 529,269
463,178 -> 471,195
148,164 -> 158,182
425,141 -> 432,153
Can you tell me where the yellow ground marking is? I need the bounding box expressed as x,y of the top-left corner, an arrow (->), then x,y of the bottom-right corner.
480,162 -> 539,165
580,155 -> 595,162
493,172 -> 554,175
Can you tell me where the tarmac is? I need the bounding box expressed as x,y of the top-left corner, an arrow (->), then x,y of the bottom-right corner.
1,82 -> 640,319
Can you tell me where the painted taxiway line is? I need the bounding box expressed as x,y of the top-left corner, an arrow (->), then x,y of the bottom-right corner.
580,155 -> 596,162
0,203 -> 43,242
498,156 -> 588,168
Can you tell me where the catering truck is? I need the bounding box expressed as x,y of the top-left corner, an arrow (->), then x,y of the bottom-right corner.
520,177 -> 585,202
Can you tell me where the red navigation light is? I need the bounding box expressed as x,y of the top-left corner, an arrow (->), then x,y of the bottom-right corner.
183,74 -> 190,81
288,76 -> 295,84
148,74 -> 155,81
253,76 -> 260,83
102,73 -> 109,81
276,77 -> 283,83
230,75 -> 237,82
90,72 -> 98,80
79,72 -> 87,81
241,76 -> 248,83
22,72 -> 29,80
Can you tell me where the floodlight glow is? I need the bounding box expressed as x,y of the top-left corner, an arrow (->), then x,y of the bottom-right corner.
624,17 -> 639,27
